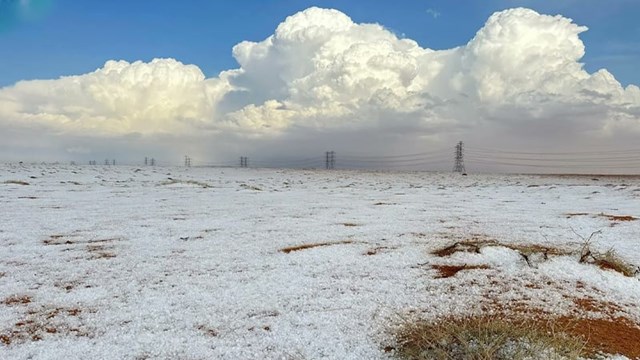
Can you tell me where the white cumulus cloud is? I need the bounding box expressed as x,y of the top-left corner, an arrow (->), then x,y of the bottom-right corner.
0,7 -> 639,163
0,58 -> 227,136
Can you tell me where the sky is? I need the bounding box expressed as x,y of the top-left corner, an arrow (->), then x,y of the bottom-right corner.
1,0 -> 639,172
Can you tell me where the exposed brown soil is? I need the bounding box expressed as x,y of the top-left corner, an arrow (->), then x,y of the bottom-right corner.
3,180 -> 29,185
484,291 -> 640,358
86,243 -> 117,259
43,236 -> 74,245
565,212 -> 590,218
565,212 -> 637,222
603,214 -> 637,221
432,264 -> 490,278
556,316 -> 640,358
0,306 -> 86,346
2,295 -> 32,306
280,240 -> 354,254
573,297 -> 621,314
364,246 -> 393,256
89,252 -> 116,259
45,235 -> 122,246
196,325 -> 218,337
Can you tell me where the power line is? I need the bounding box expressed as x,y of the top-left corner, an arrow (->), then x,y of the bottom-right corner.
468,146 -> 640,156
339,148 -> 451,160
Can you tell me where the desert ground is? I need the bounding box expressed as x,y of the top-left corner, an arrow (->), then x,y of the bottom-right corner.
1,164 -> 639,359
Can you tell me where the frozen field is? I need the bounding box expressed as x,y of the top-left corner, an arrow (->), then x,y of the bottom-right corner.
1,164 -> 639,359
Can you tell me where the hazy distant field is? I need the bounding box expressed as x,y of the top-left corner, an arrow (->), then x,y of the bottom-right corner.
1,165 -> 639,359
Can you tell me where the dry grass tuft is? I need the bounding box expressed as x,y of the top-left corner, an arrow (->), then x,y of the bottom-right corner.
503,244 -> 571,257
578,239 -> 638,277
342,222 -> 359,227
280,240 -> 354,254
432,264 -> 490,278
239,183 -> 262,191
592,249 -> 637,277
159,179 -> 212,188
432,240 -> 497,257
432,239 -> 570,267
394,316 -> 586,360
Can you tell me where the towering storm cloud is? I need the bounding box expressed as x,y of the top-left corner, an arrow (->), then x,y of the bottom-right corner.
0,7 -> 639,162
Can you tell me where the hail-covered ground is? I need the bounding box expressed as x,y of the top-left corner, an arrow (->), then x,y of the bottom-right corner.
1,164 -> 639,359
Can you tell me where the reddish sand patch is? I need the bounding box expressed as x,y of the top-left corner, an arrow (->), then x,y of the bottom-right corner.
432,264 -> 490,278
280,240 -> 354,254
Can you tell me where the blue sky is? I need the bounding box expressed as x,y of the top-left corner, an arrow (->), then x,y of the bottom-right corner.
1,0 -> 639,87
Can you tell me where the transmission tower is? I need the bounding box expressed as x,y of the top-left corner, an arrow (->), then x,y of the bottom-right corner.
325,151 -> 335,169
184,155 -> 191,167
453,141 -> 466,174
240,156 -> 248,168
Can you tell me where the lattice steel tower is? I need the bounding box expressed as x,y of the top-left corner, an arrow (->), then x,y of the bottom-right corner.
325,151 -> 335,169
453,141 -> 466,173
